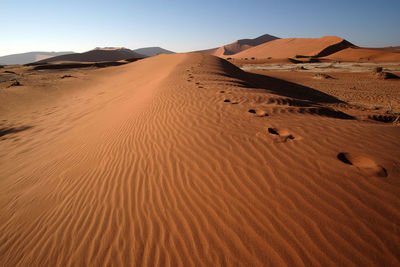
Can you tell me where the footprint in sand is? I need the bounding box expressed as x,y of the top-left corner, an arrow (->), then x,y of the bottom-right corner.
219,90 -> 225,93
248,109 -> 268,117
223,99 -> 239,104
267,127 -> 297,142
337,152 -> 387,177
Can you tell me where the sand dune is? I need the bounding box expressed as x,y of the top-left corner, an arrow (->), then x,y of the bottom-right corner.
33,47 -> 145,64
232,36 -> 353,59
323,47 -> 400,62
0,51 -> 75,65
197,34 -> 279,57
1,53 -> 399,266
133,47 -> 175,57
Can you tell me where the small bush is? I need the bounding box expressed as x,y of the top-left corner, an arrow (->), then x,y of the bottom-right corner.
375,71 -> 399,80
244,58 -> 248,60
251,57 -> 255,60
7,80 -> 21,87
373,66 -> 383,73
267,57 -> 272,60
313,73 -> 333,79
293,66 -> 307,71
226,57 -> 232,60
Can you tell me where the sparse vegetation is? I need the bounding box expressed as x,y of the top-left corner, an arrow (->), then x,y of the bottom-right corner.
251,57 -> 255,60
371,66 -> 400,79
7,80 -> 21,87
226,57 -> 232,60
313,73 -> 333,79
393,115 -> 400,124
293,66 -> 307,71
374,71 -> 399,80
4,70 -> 16,74
267,57 -> 272,59
317,63 -> 336,69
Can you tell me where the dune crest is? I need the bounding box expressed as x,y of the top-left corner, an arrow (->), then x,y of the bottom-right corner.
197,34 -> 279,57
324,46 -> 400,62
1,53 -> 399,266
33,47 -> 146,64
232,36 -> 353,59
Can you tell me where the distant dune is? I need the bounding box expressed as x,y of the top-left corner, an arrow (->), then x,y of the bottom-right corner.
381,46 -> 400,51
197,34 -> 279,57
34,47 -> 146,64
133,47 -> 175,57
323,46 -> 400,62
232,36 -> 353,59
0,51 -> 75,65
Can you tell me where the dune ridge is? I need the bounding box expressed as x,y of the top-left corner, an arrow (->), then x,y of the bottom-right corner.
1,53 -> 399,266
323,46 -> 400,62
0,51 -> 75,65
197,34 -> 279,57
33,48 -> 146,64
232,36 -> 353,59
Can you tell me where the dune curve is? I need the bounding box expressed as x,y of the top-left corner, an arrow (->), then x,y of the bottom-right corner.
1,53 -> 400,266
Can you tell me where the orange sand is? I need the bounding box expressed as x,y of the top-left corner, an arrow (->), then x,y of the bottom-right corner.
197,34 -> 278,57
323,47 -> 400,62
1,53 -> 400,266
231,36 -> 351,59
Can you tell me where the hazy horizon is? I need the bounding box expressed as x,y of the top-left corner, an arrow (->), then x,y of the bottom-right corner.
2,0 -> 400,57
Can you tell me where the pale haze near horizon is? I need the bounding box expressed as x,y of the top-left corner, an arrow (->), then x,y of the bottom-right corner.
1,0 -> 399,56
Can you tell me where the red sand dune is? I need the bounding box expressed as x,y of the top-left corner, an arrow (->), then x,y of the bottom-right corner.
197,34 -> 279,57
231,36 -> 353,59
1,53 -> 399,266
323,46 -> 400,62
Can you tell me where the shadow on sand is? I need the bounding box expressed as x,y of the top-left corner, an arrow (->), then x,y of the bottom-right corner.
0,126 -> 32,138
218,57 -> 354,120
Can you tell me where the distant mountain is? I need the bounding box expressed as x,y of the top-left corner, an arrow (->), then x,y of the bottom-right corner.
197,34 -> 279,57
231,36 -> 354,59
34,48 -> 146,64
133,47 -> 175,57
0,51 -> 75,65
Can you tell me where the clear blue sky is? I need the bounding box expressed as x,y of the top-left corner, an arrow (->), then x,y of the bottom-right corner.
1,0 -> 399,56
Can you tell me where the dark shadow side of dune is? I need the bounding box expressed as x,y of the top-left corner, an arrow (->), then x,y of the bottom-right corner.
215,56 -> 354,120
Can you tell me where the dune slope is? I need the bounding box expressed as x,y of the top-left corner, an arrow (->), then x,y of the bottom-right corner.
324,47 -> 400,62
197,34 -> 279,57
232,36 -> 353,59
34,48 -> 145,64
133,47 -> 175,57
0,51 -> 76,65
1,53 -> 399,266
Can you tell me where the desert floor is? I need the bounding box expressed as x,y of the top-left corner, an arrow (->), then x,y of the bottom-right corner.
1,53 -> 399,266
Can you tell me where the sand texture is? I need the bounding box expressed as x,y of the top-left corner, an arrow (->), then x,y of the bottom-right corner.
323,47 -> 400,62
196,34 -> 278,57
33,48 -> 145,64
1,53 -> 400,266
231,36 -> 352,59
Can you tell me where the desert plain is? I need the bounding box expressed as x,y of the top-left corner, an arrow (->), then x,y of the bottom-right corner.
0,37 -> 400,266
